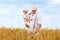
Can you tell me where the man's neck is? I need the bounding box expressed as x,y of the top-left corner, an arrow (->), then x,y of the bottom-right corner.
32,13 -> 36,16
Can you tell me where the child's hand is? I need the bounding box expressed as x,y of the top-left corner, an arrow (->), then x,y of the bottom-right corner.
29,18 -> 32,21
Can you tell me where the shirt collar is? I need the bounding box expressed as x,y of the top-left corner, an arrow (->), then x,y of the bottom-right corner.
31,13 -> 37,17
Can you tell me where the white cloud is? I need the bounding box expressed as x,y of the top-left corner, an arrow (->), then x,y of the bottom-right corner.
43,15 -> 60,19
50,0 -> 60,4
44,2 -> 60,15
43,15 -> 60,23
10,5 -> 16,8
0,4 -> 18,15
0,4 -> 26,28
0,8 -> 12,15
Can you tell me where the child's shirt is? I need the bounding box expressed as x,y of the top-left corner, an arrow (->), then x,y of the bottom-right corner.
23,14 -> 29,24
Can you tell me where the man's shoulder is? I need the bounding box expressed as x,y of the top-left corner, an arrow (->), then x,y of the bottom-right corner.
36,13 -> 42,18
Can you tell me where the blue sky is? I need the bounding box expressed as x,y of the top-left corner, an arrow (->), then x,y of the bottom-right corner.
0,0 -> 60,29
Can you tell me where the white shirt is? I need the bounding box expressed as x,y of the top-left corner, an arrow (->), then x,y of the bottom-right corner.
28,12 -> 42,32
23,14 -> 29,23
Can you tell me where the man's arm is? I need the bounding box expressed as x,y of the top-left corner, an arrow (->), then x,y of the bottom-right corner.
33,24 -> 41,33
37,14 -> 42,30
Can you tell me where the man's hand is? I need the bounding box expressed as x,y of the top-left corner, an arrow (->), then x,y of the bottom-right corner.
38,24 -> 41,29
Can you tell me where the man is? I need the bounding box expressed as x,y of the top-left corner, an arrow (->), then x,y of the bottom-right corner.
28,5 -> 42,35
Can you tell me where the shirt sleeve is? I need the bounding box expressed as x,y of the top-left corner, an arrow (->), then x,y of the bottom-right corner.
37,14 -> 42,24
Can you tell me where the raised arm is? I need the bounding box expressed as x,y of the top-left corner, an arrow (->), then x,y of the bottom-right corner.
37,15 -> 42,30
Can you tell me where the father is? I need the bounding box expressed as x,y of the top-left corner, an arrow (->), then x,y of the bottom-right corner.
28,5 -> 42,35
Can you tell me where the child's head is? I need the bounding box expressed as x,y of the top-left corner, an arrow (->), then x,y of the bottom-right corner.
23,9 -> 28,14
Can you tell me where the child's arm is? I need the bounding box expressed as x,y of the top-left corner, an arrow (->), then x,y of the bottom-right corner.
28,18 -> 32,21
24,18 -> 29,21
25,18 -> 32,21
24,15 -> 32,21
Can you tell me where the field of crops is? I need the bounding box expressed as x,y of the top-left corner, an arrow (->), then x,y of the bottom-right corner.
0,28 -> 60,40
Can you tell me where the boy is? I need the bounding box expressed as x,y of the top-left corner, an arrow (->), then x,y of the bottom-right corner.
23,9 -> 32,28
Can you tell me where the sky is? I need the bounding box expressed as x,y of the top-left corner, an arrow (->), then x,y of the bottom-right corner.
0,0 -> 60,29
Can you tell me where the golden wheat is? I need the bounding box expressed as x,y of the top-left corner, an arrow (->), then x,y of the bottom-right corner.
0,28 -> 60,40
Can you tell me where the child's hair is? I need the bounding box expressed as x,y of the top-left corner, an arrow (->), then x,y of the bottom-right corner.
23,9 -> 28,12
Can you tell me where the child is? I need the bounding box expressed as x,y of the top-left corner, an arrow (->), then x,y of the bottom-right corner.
23,9 -> 32,28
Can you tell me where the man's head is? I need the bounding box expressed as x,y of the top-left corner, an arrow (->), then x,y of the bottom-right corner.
31,5 -> 37,14
23,9 -> 28,14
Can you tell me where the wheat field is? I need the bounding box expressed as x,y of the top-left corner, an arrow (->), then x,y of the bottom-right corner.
0,28 -> 60,40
